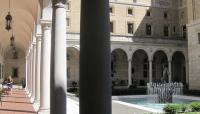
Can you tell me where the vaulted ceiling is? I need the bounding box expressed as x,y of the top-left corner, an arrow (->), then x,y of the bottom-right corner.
0,0 -> 40,56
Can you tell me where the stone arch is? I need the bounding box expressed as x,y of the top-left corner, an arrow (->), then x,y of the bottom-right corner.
67,47 -> 80,87
111,48 -> 128,86
152,50 -> 168,82
171,51 -> 186,84
132,49 -> 149,86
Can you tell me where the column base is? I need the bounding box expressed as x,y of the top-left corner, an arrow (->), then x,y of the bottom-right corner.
33,100 -> 40,112
30,97 -> 35,103
38,108 -> 50,114
28,92 -> 32,98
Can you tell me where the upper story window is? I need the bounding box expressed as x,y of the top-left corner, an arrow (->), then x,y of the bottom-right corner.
66,18 -> 70,27
180,12 -> 184,19
66,2 -> 71,11
110,21 -> 114,33
128,8 -> 133,16
164,12 -> 168,19
146,24 -> 152,36
109,6 -> 114,14
146,10 -> 151,17
164,25 -> 169,37
179,0 -> 183,7
182,25 -> 187,39
198,33 -> 200,44
133,0 -> 137,2
127,22 -> 134,34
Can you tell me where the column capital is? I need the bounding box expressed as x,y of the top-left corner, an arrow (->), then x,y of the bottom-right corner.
52,0 -> 66,7
148,59 -> 153,62
36,34 -> 42,42
128,58 -> 132,62
40,19 -> 52,30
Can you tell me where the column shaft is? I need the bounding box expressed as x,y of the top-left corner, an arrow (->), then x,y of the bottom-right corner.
31,43 -> 36,101
149,60 -> 153,82
35,36 -> 42,103
128,59 -> 132,86
80,0 -> 111,113
168,61 -> 172,83
39,25 -> 51,113
50,2 -> 67,114
186,60 -> 189,85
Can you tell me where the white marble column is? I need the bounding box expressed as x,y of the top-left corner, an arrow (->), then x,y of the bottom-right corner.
26,51 -> 31,92
50,2 -> 67,114
28,47 -> 33,97
25,55 -> 29,91
31,41 -> 36,102
149,59 -> 153,82
38,22 -> 51,114
34,35 -> 42,104
168,60 -> 172,83
128,59 -> 132,86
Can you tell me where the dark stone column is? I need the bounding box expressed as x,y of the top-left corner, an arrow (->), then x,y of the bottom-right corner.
80,0 -> 111,114
50,1 -> 67,114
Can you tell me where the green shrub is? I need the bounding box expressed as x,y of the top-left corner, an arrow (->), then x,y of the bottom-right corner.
180,104 -> 188,112
190,102 -> 200,112
129,84 -> 137,89
163,104 -> 181,114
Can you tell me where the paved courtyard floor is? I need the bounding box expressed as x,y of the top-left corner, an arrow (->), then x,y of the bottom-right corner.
0,89 -> 36,114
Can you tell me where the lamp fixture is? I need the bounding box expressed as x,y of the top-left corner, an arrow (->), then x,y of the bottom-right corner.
5,0 -> 12,31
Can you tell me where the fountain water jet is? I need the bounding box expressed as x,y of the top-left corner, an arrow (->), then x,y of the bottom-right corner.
147,82 -> 183,103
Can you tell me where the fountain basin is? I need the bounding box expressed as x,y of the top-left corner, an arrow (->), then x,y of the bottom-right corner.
113,95 -> 200,112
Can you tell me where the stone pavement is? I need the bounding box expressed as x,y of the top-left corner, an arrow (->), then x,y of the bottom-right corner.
0,89 -> 36,114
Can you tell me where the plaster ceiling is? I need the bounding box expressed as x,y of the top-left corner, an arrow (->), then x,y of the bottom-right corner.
0,0 -> 40,55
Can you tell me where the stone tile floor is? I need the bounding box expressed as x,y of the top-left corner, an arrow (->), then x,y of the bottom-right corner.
0,89 -> 36,114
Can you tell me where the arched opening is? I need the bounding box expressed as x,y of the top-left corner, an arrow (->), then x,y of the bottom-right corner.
153,50 -> 168,82
4,47 -> 26,83
132,49 -> 149,86
172,51 -> 186,84
111,48 -> 128,86
67,47 -> 80,87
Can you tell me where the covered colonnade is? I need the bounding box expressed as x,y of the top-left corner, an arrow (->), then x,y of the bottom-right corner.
0,0 -> 111,114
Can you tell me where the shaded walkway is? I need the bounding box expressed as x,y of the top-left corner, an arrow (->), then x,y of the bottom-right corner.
0,89 -> 36,114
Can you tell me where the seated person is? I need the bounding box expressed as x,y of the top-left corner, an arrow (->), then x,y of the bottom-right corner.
7,76 -> 13,89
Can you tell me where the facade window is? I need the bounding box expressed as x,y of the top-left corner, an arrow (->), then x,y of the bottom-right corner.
110,21 -> 114,33
133,0 -> 137,2
164,25 -> 169,36
164,12 -> 168,19
67,53 -> 70,60
66,2 -> 70,11
109,6 -> 114,14
182,25 -> 187,39
198,33 -> 200,44
12,67 -> 18,78
179,0 -> 183,7
173,26 -> 176,33
66,18 -> 70,27
146,10 -> 151,16
181,12 -> 184,19
67,67 -> 70,78
127,23 -> 134,34
146,24 -> 152,35
128,8 -> 133,15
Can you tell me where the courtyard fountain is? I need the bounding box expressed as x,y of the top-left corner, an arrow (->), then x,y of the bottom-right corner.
147,82 -> 183,103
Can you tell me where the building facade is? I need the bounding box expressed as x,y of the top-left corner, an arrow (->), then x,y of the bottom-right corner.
187,0 -> 200,90
67,0 -> 189,87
